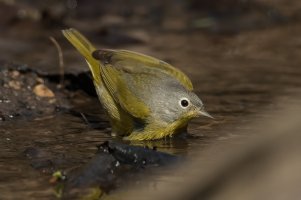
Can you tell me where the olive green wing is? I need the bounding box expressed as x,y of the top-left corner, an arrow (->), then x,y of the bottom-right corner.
99,64 -> 150,119
92,49 -> 194,91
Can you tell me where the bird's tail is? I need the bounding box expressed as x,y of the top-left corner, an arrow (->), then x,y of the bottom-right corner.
62,28 -> 101,84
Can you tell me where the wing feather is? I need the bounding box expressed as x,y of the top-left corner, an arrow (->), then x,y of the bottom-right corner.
93,49 -> 193,91
99,65 -> 150,119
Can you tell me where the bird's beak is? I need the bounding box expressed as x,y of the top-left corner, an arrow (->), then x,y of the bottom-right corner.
198,108 -> 214,119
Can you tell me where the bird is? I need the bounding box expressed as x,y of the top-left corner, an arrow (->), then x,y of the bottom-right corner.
62,28 -> 212,140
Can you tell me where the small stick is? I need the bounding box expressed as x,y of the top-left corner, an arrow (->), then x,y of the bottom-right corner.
80,112 -> 90,125
49,36 -> 64,88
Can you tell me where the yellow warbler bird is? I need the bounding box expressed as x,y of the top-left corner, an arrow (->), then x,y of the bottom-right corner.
62,28 -> 212,140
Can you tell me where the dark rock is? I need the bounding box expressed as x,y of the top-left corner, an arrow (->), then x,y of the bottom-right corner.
98,141 -> 179,167
66,153 -> 118,191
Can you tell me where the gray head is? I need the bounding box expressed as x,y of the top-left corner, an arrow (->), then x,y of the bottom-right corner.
150,82 -> 212,123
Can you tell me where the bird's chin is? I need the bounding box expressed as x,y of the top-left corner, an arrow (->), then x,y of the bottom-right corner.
186,110 -> 200,119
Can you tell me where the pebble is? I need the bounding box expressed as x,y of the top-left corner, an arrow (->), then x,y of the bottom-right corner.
33,84 -> 55,98
8,80 -> 21,90
11,70 -> 20,78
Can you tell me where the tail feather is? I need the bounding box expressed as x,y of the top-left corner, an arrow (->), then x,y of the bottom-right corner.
62,28 -> 101,84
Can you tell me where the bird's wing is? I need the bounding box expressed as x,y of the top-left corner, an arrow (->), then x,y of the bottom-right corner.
99,64 -> 150,120
92,49 -> 194,91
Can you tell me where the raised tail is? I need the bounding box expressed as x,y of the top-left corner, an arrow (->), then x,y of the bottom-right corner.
62,28 -> 101,84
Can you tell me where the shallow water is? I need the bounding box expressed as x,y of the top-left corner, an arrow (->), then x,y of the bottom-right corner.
1,1 -> 301,199
1,42 -> 299,198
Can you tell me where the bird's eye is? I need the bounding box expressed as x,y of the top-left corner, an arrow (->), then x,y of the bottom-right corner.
179,98 -> 190,108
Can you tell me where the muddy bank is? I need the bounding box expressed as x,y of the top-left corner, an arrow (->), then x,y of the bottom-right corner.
0,60 -> 102,122
0,62 -> 69,121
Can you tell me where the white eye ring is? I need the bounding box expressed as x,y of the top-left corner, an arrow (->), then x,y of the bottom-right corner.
179,98 -> 190,108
